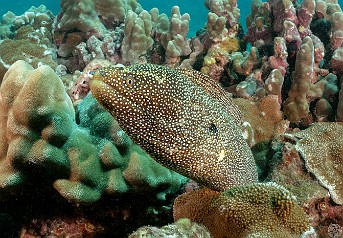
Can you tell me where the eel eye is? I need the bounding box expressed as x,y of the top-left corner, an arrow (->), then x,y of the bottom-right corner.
209,123 -> 218,135
125,76 -> 135,87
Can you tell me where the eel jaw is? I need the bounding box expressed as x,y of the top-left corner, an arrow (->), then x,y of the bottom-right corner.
90,79 -> 111,106
90,78 -> 155,123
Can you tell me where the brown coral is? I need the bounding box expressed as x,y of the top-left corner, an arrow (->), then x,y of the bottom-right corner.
294,122 -> 343,205
0,39 -> 57,81
283,36 -> 314,123
173,182 -> 310,238
128,218 -> 211,238
234,95 -> 285,144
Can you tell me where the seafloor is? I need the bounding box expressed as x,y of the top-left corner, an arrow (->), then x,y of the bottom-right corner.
0,0 -> 343,237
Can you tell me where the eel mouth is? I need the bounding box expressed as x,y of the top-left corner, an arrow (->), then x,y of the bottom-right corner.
90,78 -> 162,151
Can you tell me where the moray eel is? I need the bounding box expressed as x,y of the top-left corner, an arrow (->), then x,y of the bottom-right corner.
90,64 -> 258,191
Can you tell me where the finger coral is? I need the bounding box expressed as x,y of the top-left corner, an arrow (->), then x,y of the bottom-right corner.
121,10 -> 154,64
173,182 -> 310,238
283,36 -> 314,122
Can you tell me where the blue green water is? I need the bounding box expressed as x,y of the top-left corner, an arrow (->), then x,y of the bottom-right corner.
1,0 -> 343,37
1,0 -> 254,36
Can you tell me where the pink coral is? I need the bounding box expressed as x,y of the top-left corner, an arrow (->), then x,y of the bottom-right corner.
70,59 -> 114,101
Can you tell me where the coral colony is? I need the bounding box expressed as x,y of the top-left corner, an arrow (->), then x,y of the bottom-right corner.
0,0 -> 343,237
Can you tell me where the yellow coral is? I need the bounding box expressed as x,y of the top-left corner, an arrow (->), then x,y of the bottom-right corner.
201,36 -> 239,76
220,36 -> 239,53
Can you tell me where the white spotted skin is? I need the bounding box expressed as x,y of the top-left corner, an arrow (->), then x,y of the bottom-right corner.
90,64 -> 258,191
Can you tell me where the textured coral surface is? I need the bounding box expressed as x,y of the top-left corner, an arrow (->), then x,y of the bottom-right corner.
173,183 -> 310,238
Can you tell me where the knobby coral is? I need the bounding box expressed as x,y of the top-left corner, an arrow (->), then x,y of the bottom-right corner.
0,60 -> 185,203
173,182 -> 310,238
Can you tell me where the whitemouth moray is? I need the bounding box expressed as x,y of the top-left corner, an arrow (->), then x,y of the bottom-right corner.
90,64 -> 258,191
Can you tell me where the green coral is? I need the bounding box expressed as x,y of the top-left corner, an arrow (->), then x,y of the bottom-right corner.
0,60 -> 186,203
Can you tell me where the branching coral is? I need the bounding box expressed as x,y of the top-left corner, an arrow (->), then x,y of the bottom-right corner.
269,0 -> 298,33
297,0 -> 315,38
232,47 -> 260,76
158,6 -> 191,67
57,0 -> 107,37
206,12 -> 228,42
56,0 -> 141,38
245,0 -> 273,45
283,36 -> 338,123
204,0 -> 240,28
200,12 -> 239,80
121,10 -> 154,64
267,37 -> 288,75
283,36 -> 314,123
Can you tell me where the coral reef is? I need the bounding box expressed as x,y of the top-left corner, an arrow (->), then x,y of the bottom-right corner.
265,129 -> 343,236
0,5 -> 56,81
1,0 -> 343,236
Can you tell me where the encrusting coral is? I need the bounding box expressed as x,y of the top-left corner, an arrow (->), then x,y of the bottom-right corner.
292,122 -> 343,205
234,95 -> 285,144
0,39 -> 58,81
173,182 -> 310,238
128,218 -> 211,238
0,60 -> 186,203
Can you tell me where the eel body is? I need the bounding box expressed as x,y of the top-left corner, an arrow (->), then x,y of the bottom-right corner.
90,64 -> 258,191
